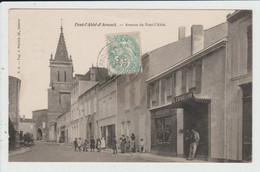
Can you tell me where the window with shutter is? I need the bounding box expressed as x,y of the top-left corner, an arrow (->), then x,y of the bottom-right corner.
165,76 -> 172,103
58,71 -> 60,82
195,60 -> 202,94
134,80 -> 141,107
182,68 -> 187,94
161,78 -> 165,104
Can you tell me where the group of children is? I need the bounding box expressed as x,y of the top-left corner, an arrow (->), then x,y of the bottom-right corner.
74,136 -> 103,152
73,135 -> 145,154
116,134 -> 145,154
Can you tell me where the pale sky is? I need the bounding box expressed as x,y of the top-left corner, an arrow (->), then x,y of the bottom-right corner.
8,10 -> 234,118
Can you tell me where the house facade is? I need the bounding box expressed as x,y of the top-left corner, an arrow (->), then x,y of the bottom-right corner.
70,67 -> 108,142
96,76 -> 117,148
78,83 -> 99,142
146,23 -> 228,160
116,53 -> 150,152
70,75 -> 92,140
57,109 -> 71,143
225,10 -> 252,161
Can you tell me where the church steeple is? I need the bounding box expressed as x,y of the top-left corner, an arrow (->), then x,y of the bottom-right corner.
54,19 -> 69,61
48,21 -> 73,116
60,18 -> 63,33
49,21 -> 73,89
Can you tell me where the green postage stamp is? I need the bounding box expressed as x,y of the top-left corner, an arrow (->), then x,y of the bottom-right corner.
106,32 -> 142,75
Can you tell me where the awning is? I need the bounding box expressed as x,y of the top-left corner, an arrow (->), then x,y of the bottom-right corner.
172,92 -> 210,108
148,93 -> 210,111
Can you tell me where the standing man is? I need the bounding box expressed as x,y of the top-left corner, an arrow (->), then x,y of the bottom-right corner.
188,128 -> 200,160
184,129 -> 191,157
139,138 -> 144,153
96,137 -> 101,152
112,136 -> 117,154
120,135 -> 126,153
74,138 -> 78,151
78,138 -> 83,151
83,138 -> 89,152
90,136 -> 95,152
126,136 -> 131,153
130,133 -> 136,153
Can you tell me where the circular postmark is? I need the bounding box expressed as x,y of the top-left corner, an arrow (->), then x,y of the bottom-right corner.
96,44 -> 140,86
96,43 -> 110,81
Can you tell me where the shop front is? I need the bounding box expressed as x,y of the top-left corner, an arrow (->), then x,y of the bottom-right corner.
174,92 -> 210,159
150,92 -> 210,159
101,124 -> 116,148
151,106 -> 177,156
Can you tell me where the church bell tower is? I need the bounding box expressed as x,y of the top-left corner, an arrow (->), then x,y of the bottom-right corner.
47,22 -> 73,141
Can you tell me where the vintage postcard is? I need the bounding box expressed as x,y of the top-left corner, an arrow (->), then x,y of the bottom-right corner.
1,2 -> 259,172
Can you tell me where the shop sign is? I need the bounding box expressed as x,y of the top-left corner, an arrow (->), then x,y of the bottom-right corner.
172,92 -> 194,104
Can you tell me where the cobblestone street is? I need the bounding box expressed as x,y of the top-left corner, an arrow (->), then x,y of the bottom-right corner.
9,141 -> 194,162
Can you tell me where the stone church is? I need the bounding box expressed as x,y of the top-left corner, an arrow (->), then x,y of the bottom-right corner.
33,24 -> 73,141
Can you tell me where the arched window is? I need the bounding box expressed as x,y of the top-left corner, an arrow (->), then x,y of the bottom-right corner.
58,71 -> 60,82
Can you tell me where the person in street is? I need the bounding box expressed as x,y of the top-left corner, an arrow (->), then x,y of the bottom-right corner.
101,136 -> 106,150
96,137 -> 101,152
184,129 -> 191,157
83,138 -> 88,152
74,138 -> 78,151
139,138 -> 144,153
59,137 -> 62,143
126,136 -> 131,153
119,138 -> 122,152
90,136 -> 95,152
120,135 -> 126,153
187,128 -> 200,160
78,138 -> 83,151
112,136 -> 117,154
130,133 -> 136,153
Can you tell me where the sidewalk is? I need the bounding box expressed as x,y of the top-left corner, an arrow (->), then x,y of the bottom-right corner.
9,146 -> 31,156
59,143 -> 205,162
101,149 -> 205,162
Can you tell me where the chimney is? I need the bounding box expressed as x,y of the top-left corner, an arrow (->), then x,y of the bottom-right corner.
90,68 -> 96,82
178,26 -> 186,40
191,25 -> 204,54
23,115 -> 25,121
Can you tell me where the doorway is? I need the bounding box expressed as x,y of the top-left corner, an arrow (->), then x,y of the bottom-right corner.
241,83 -> 252,161
60,130 -> 65,143
36,128 -> 43,140
107,124 -> 115,148
183,103 -> 208,158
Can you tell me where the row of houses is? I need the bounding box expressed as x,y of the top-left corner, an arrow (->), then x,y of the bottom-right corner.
33,10 -> 252,162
